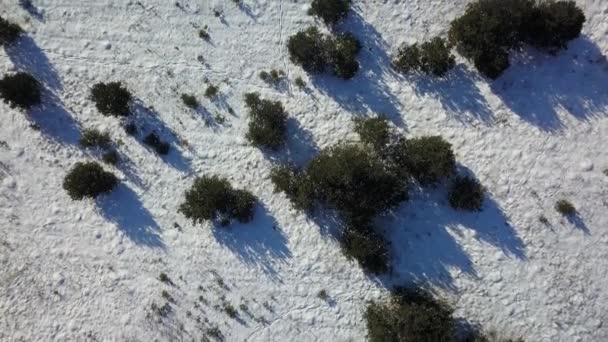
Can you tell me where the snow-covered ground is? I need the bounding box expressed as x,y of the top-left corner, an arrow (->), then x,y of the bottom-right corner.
1,0 -> 607,341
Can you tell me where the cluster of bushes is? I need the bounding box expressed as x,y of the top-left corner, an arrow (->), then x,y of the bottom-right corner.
288,27 -> 362,79
179,175 -> 256,226
0,72 -> 41,109
259,69 -> 285,86
393,37 -> 456,77
244,92 -> 287,150
308,0 -> 352,25
0,16 -> 23,46
63,161 -> 119,200
449,0 -> 585,78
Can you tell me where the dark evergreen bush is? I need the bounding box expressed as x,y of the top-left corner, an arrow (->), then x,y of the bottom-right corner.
353,117 -> 392,152
270,165 -> 314,211
341,227 -> 391,274
448,176 -> 485,211
0,72 -> 41,109
525,0 -> 585,50
80,129 -> 111,148
394,37 -> 455,77
365,288 -> 456,342
63,162 -> 119,200
244,92 -> 287,150
555,199 -> 576,216
143,132 -> 170,155
179,175 -> 256,226
287,27 -> 328,73
181,93 -> 199,108
308,0 -> 352,25
90,82 -> 132,117
205,84 -> 219,99
394,136 -> 456,185
0,17 -> 23,46
327,32 -> 361,79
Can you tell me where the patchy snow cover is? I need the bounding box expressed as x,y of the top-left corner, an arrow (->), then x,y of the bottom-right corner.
1,0 -> 607,341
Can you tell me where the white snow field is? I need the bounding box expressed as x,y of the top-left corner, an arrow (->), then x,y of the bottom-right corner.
1,0 -> 608,341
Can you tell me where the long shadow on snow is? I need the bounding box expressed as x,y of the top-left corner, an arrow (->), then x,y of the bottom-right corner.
130,100 -> 192,173
6,35 -> 62,90
97,184 -> 164,248
212,204 -> 291,282
310,12 -> 404,127
28,86 -> 81,145
19,0 -> 44,21
261,117 -> 319,168
491,37 -> 608,132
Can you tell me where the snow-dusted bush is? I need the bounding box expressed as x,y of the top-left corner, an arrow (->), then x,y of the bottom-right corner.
394,37 -> 455,77
80,128 -> 111,148
308,0 -> 352,25
353,117 -> 392,152
448,176 -> 485,211
365,288 -> 455,342
244,92 -> 287,150
179,175 -> 256,226
90,82 -> 132,117
0,17 -> 23,46
63,162 -> 119,200
0,72 -> 41,109
143,132 -> 170,155
394,136 -> 456,185
341,227 -> 391,274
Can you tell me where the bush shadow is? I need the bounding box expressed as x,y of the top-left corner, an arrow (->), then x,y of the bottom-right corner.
5,35 -> 61,90
19,0 -> 44,21
261,117 -> 319,168
212,204 -> 291,282
565,213 -> 590,235
491,37 -> 608,132
130,100 -> 192,172
97,184 -> 164,248
310,11 -> 404,127
27,88 -> 81,145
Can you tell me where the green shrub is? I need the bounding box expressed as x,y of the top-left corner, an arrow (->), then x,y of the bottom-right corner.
327,32 -> 361,79
394,136 -> 456,185
287,27 -> 328,73
90,82 -> 132,117
341,227 -> 391,274
181,93 -> 199,108
80,129 -> 111,148
525,0 -> 585,50
394,37 -> 455,77
143,132 -> 170,155
555,199 -> 576,216
365,288 -> 455,342
354,117 -> 392,152
448,176 -> 485,211
0,72 -> 41,109
179,175 -> 256,226
63,162 -> 119,200
270,165 -> 315,211
308,0 -> 352,25
244,92 -> 287,150
0,17 -> 23,46
205,84 -> 219,99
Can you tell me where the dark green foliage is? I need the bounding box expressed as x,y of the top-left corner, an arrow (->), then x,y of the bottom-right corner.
287,27 -> 328,73
205,84 -> 219,99
327,32 -> 362,79
90,82 -> 132,116
63,162 -> 118,200
365,288 -> 455,342
0,17 -> 23,46
80,129 -> 111,148
308,0 -> 352,25
555,199 -> 576,216
448,176 -> 485,211
341,227 -> 391,274
449,0 -> 585,78
102,150 -> 119,165
143,132 -> 170,155
354,117 -> 392,152
181,93 -> 199,108
294,76 -> 306,89
244,92 -> 287,150
395,136 -> 456,185
394,37 -> 455,77
270,165 -> 315,211
0,72 -> 41,109
179,175 -> 256,226
259,69 -> 285,85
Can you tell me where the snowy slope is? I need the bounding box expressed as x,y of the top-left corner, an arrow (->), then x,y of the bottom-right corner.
1,0 -> 607,341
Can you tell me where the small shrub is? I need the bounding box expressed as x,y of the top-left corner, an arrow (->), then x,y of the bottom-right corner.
198,26 -> 210,40
102,150 -> 119,165
396,136 -> 456,185
244,92 -> 287,150
341,227 -> 391,274
63,162 -> 119,200
90,82 -> 132,117
159,272 -> 172,284
538,215 -> 549,225
394,37 -> 455,77
287,27 -> 328,73
259,69 -> 285,85
365,288 -> 455,342
181,93 -> 199,108
80,129 -> 111,148
205,84 -> 219,99
143,132 -> 170,155
0,72 -> 41,109
317,289 -> 329,300
0,17 -> 23,46
179,175 -> 256,226
353,116 -> 391,152
448,176 -> 485,211
555,199 -> 576,216
223,302 -> 238,318
294,76 -> 306,89
308,0 -> 352,25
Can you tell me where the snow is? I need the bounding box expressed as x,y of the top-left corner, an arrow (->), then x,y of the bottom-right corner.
1,0 -> 607,341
